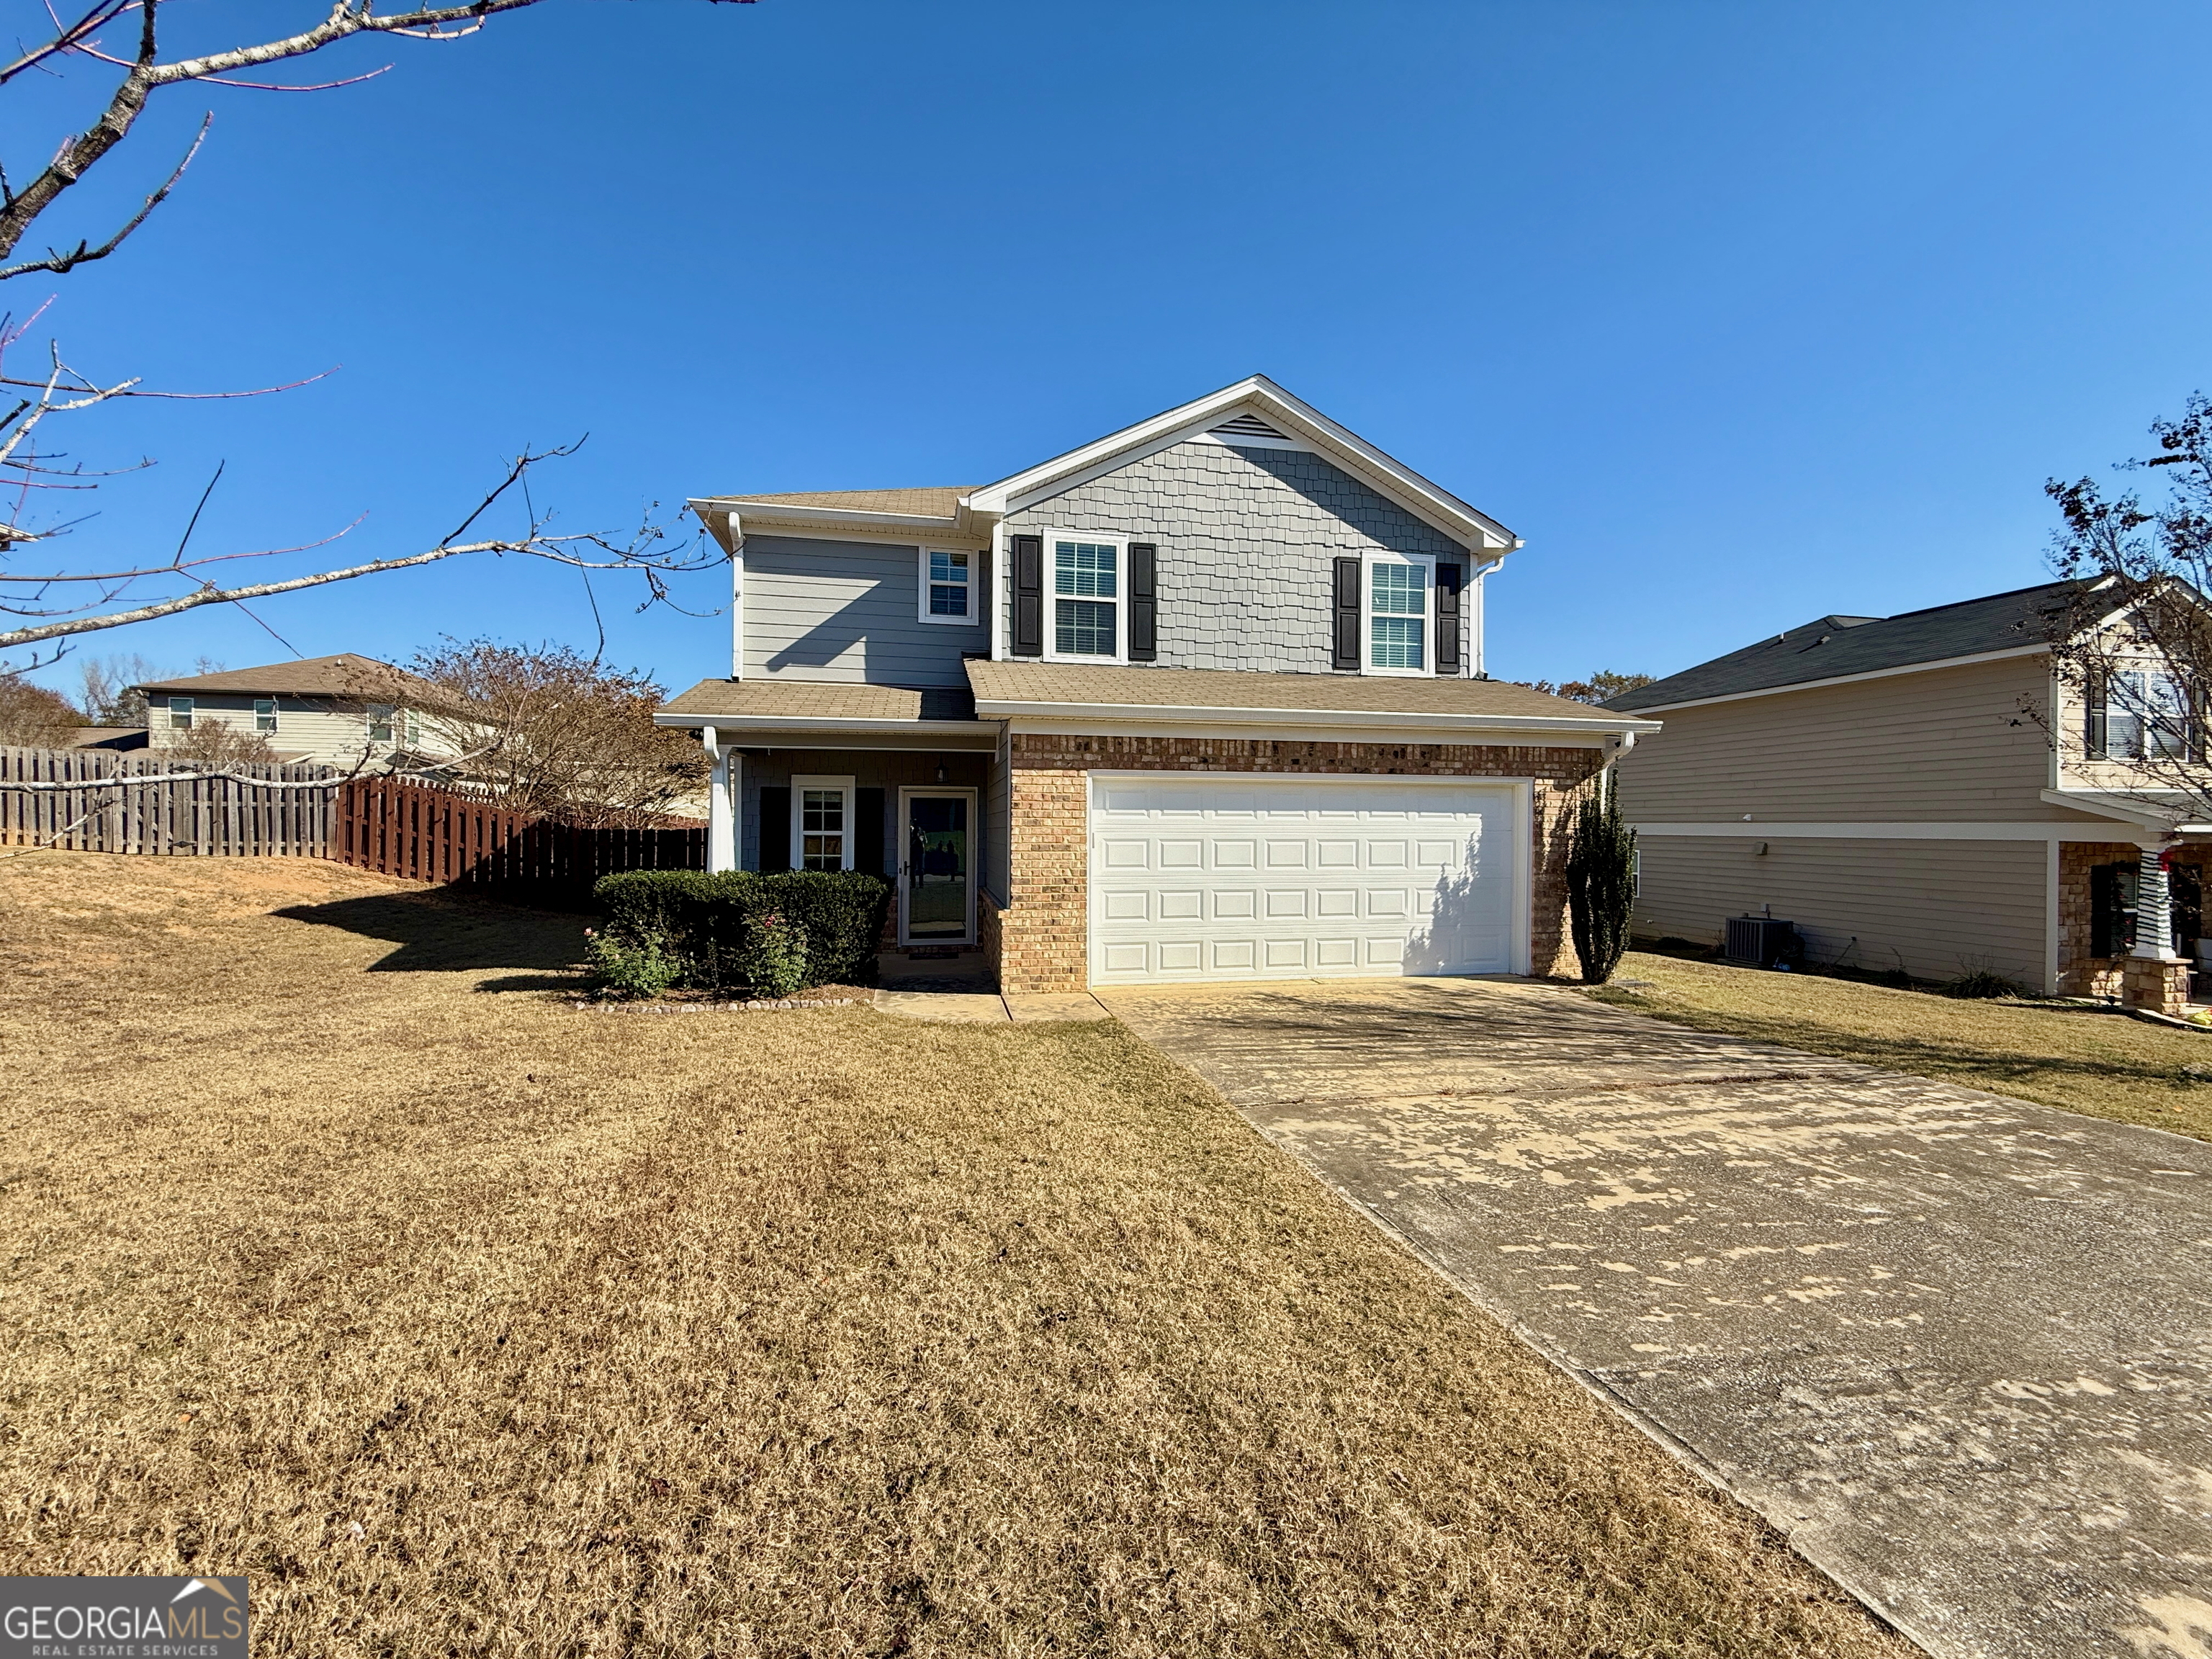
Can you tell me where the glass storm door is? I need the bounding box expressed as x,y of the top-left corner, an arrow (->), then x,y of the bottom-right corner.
901,791 -> 974,944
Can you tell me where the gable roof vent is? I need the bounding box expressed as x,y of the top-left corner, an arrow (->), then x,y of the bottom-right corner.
1210,412 -> 1291,441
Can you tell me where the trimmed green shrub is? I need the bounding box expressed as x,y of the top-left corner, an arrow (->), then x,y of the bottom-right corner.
1565,786 -> 1638,985
742,909 -> 809,999
584,927 -> 681,999
593,869 -> 891,992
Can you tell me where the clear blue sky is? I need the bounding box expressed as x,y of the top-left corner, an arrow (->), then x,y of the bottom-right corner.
14,1 -> 2211,700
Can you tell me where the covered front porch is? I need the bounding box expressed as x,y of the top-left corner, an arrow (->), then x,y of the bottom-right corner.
657,680 -> 1004,987
2050,788 -> 2212,1015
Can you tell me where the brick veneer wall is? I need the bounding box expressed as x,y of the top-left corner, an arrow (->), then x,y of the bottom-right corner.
994,733 -> 1607,994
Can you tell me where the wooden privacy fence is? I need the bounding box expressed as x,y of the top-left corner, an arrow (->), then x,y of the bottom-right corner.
335,775 -> 706,889
0,745 -> 339,856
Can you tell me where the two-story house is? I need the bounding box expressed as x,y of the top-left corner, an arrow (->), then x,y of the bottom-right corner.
657,377 -> 1657,994
1606,578 -> 2212,1013
137,655 -> 465,769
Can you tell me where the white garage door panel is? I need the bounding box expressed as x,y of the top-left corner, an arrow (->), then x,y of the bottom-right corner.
1089,777 -> 1521,985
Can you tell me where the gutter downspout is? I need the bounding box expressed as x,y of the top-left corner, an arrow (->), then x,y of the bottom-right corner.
703,726 -> 737,874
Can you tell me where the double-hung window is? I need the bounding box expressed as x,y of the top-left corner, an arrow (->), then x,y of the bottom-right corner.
792,775 -> 855,871
919,548 -> 976,624
2090,668 -> 2200,761
1050,535 -> 1120,659
167,696 -> 194,730
254,698 -> 277,734
1366,552 -> 1433,675
367,704 -> 396,744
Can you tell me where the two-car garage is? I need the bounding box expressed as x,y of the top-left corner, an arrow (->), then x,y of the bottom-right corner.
1087,773 -> 1529,986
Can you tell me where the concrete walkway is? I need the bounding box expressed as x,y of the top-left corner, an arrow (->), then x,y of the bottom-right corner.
873,987 -> 1113,1023
1098,976 -> 2212,1659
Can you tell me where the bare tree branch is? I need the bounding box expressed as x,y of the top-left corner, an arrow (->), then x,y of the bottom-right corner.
2035,393 -> 2212,830
0,112 -> 204,281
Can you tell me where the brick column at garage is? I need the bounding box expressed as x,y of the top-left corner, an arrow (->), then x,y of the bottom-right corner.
995,733 -> 1605,995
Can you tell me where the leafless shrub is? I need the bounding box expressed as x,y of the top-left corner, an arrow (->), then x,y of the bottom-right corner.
161,719 -> 279,768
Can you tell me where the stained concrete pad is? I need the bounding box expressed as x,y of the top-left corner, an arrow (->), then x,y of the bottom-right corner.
1100,977 -> 2212,1659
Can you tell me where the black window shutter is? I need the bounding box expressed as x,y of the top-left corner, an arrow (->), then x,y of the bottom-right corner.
855,787 -> 886,876
1331,557 -> 1362,670
1012,534 -> 1045,657
2090,860 -> 2137,957
2173,861 -> 2203,953
2085,672 -> 2108,760
1435,562 -> 1462,674
1128,542 -> 1158,661
757,786 -> 791,873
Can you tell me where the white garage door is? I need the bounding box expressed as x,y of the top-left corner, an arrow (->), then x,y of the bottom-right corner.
1089,775 -> 1524,985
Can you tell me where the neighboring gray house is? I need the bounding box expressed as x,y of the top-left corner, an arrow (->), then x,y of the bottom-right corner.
660,376 -> 1654,993
1607,579 -> 2210,1012
137,654 -> 463,769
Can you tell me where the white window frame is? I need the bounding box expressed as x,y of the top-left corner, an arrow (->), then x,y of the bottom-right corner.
791,774 -> 857,873
1041,529 -> 1128,664
917,547 -> 981,626
254,698 -> 277,734
167,696 -> 194,730
366,703 -> 396,744
1363,549 -> 1437,678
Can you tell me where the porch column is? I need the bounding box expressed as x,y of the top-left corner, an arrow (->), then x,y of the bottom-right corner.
2131,845 -> 2177,961
704,727 -> 737,873
2123,842 -> 2191,1016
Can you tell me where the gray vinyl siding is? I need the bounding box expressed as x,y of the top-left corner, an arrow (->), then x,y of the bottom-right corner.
745,535 -> 986,687
1003,440 -> 1470,673
1613,656 -> 2060,823
1632,835 -> 2051,990
737,749 -> 992,881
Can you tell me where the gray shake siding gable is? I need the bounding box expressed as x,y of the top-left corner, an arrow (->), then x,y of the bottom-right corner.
1002,440 -> 1470,673
744,534 -> 986,688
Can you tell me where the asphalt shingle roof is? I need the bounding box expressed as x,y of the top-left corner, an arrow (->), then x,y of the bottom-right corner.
136,653 -> 449,705
1605,580 -> 2101,712
701,487 -> 974,518
662,680 -> 979,722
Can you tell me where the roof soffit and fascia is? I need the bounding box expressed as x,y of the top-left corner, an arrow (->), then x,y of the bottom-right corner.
685,499 -> 983,549
963,376 -> 1520,557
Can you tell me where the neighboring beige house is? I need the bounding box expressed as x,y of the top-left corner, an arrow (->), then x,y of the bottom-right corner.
660,376 -> 1655,994
1607,578 -> 2211,1012
137,655 -> 466,770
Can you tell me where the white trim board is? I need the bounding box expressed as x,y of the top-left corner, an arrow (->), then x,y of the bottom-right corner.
1619,643 -> 2051,714
1632,820 -> 2155,842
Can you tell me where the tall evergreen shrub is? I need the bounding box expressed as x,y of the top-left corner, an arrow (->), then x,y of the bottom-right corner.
593,870 -> 891,992
1565,785 -> 1637,984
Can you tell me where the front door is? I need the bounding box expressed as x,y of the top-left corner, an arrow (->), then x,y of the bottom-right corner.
899,789 -> 976,945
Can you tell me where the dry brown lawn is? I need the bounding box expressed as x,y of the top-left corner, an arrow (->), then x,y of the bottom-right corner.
0,851 -> 1907,1658
1589,950 -> 2212,1142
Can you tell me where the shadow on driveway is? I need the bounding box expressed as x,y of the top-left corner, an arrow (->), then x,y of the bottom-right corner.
276,890 -> 587,980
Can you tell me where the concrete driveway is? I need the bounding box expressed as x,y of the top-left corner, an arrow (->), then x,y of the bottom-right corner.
1098,976 -> 2212,1659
